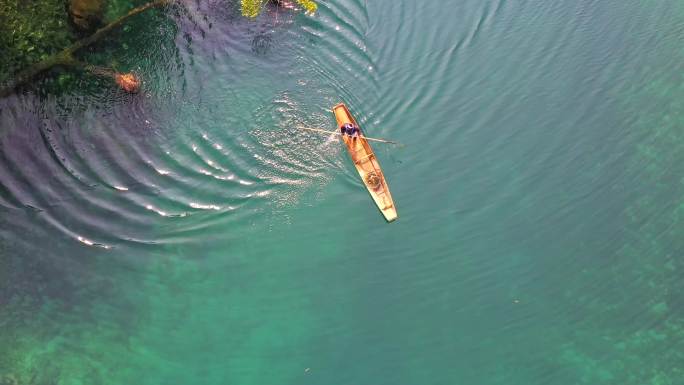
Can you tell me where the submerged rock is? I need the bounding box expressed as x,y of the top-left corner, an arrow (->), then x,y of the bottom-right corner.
69,0 -> 107,31
0,375 -> 19,385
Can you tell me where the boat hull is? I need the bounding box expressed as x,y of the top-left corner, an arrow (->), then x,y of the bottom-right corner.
332,103 -> 398,222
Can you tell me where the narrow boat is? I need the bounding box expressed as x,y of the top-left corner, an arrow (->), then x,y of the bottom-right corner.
332,103 -> 398,222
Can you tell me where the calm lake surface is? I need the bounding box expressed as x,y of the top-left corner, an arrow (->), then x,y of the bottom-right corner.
1,0 -> 683,384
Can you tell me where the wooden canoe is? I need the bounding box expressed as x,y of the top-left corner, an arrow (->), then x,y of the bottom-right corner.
332,103 -> 397,222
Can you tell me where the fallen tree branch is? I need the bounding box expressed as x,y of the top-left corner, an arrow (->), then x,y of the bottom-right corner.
67,0 -> 173,55
0,0 -> 173,98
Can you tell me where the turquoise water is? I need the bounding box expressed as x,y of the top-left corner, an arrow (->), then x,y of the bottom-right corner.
1,0 -> 684,384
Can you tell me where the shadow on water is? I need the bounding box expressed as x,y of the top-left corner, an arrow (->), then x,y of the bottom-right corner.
1,1 -> 337,383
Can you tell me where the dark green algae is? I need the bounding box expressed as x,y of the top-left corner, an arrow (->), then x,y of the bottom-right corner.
540,9 -> 684,382
0,1 -> 75,84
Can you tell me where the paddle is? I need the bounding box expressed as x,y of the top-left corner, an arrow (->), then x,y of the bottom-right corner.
299,126 -> 403,146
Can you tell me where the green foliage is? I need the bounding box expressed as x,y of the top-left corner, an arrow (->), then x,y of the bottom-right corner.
0,0 -> 76,84
241,0 -> 265,18
296,0 -> 317,14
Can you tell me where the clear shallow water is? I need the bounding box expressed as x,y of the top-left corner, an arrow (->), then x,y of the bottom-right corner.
1,0 -> 684,384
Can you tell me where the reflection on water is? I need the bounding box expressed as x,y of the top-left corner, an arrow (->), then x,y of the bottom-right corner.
2,0 -> 684,384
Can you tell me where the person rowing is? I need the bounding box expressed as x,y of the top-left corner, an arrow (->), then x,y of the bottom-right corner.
340,123 -> 360,138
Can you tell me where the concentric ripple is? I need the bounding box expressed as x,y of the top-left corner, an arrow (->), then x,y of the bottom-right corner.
0,0 -> 366,253
2,0 -> 672,257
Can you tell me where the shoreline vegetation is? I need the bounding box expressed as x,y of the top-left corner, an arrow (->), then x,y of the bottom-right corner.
0,0 -> 316,98
0,0 -> 170,98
